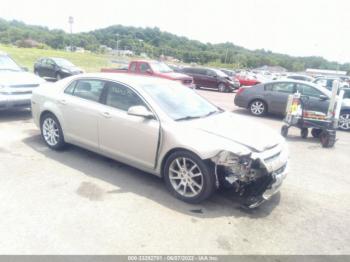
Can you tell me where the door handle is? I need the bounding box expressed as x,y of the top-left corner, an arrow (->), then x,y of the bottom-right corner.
58,99 -> 67,105
101,112 -> 112,119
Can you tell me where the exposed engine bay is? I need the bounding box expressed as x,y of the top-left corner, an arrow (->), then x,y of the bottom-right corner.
211,149 -> 288,208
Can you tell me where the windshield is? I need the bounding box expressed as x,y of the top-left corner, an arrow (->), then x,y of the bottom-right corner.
52,58 -> 75,67
141,82 -> 221,120
212,69 -> 228,77
0,55 -> 22,71
150,62 -> 173,73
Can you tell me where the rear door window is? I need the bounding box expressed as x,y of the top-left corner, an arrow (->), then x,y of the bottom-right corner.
72,79 -> 106,102
271,82 -> 295,93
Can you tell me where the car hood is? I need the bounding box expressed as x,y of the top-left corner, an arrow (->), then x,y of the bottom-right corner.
0,70 -> 44,86
185,112 -> 283,153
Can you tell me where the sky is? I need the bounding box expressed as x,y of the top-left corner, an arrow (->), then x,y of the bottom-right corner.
1,0 -> 349,63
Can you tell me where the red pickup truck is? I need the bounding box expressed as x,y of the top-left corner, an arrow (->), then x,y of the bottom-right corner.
101,60 -> 194,88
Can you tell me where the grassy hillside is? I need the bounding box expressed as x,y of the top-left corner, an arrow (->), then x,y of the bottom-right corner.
0,44 -> 113,72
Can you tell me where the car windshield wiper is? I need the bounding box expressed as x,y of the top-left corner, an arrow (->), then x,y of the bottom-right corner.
203,110 -> 221,118
175,110 -> 222,121
175,115 -> 202,121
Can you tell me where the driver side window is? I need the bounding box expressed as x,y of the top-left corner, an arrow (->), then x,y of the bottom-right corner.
297,84 -> 323,97
140,63 -> 151,73
105,82 -> 147,111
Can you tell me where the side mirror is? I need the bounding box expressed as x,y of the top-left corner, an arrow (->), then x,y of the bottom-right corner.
127,106 -> 154,119
21,66 -> 29,72
319,94 -> 329,101
146,69 -> 153,75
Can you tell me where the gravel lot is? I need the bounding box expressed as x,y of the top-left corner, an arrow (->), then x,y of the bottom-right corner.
0,89 -> 349,254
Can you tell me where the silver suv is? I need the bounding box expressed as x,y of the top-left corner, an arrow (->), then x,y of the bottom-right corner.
0,51 -> 45,110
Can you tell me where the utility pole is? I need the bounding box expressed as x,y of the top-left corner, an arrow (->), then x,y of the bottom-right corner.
68,16 -> 74,51
116,33 -> 119,56
224,48 -> 229,64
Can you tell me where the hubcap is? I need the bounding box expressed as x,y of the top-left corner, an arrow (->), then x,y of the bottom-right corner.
251,101 -> 265,115
339,113 -> 350,130
42,118 -> 60,146
219,84 -> 225,92
169,157 -> 204,197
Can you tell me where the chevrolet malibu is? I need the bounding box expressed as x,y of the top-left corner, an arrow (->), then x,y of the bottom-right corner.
31,73 -> 288,208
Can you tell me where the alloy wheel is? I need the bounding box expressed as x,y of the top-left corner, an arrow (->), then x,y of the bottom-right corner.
250,101 -> 265,115
168,157 -> 204,197
42,118 -> 60,146
339,113 -> 350,130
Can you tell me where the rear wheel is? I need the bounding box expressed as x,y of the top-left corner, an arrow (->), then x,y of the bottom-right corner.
301,128 -> 308,139
163,150 -> 216,204
320,131 -> 336,148
249,100 -> 267,116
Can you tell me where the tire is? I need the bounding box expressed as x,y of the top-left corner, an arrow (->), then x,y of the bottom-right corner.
40,113 -> 66,150
56,73 -> 62,81
311,128 -> 322,138
163,150 -> 216,204
249,99 -> 267,116
320,131 -> 336,148
218,83 -> 226,93
34,69 -> 39,76
301,128 -> 308,139
281,125 -> 289,137
338,111 -> 350,131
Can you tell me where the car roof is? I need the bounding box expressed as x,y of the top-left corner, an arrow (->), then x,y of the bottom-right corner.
69,72 -> 180,87
263,79 -> 332,95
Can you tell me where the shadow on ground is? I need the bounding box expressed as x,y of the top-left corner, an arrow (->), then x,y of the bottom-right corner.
0,109 -> 32,123
23,133 -> 281,220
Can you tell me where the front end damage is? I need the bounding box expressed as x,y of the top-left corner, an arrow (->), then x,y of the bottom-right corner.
211,143 -> 288,208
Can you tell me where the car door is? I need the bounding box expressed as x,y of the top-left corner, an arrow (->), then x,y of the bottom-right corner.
45,59 -> 57,78
58,78 -> 106,150
265,82 -> 296,114
205,69 -> 219,88
98,81 -> 160,170
296,83 -> 329,114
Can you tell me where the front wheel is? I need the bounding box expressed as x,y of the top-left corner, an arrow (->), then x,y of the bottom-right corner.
163,151 -> 216,204
218,83 -> 226,93
338,111 -> 350,131
56,73 -> 62,81
40,113 -> 66,150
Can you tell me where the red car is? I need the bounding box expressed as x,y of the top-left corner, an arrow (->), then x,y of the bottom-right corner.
101,60 -> 194,88
236,75 -> 260,86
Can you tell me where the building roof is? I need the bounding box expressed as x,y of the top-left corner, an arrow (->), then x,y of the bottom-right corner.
306,68 -> 347,76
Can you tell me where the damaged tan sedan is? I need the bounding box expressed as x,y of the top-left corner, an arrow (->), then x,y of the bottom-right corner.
31,73 -> 288,208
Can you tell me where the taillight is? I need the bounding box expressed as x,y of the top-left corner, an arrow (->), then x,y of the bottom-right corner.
236,87 -> 245,96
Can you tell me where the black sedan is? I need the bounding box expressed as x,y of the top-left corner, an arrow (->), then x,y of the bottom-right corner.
34,57 -> 84,81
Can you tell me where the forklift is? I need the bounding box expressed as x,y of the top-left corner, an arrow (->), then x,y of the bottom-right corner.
281,81 -> 344,148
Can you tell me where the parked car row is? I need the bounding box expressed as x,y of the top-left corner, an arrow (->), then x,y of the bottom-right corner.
0,51 -> 45,111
